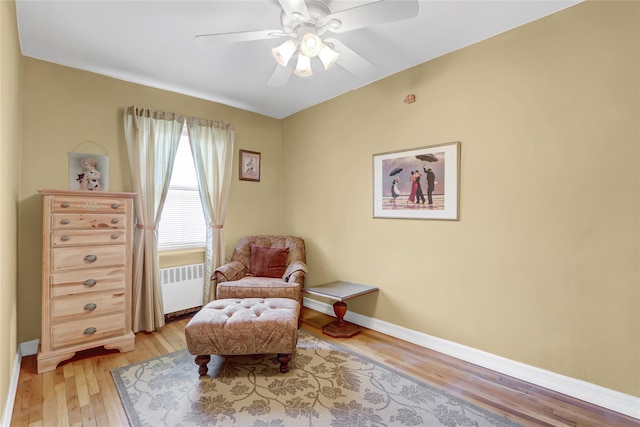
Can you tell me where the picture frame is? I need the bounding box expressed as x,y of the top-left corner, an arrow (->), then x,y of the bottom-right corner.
373,141 -> 460,220
239,149 -> 261,182
68,152 -> 109,192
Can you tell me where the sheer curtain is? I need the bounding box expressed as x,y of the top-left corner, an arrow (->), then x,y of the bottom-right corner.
187,117 -> 235,303
123,106 -> 185,332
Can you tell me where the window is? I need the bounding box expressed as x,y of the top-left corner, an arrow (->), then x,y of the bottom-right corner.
158,129 -> 207,250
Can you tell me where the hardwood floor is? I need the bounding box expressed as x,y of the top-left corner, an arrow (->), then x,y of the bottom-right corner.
10,308 -> 639,427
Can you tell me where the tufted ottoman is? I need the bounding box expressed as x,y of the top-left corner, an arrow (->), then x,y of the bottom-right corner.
184,298 -> 300,375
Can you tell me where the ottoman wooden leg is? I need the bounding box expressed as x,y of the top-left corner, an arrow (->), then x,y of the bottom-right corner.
195,355 -> 211,376
276,353 -> 292,373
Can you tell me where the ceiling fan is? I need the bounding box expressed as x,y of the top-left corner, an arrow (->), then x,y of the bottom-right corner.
194,0 -> 420,87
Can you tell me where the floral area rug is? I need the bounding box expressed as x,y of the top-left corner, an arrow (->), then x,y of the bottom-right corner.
112,330 -> 524,426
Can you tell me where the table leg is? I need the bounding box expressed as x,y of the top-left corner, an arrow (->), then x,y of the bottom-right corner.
322,301 -> 361,338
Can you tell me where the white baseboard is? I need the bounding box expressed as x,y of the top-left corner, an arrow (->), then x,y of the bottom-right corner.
1,339 -> 38,427
0,352 -> 19,427
19,339 -> 38,357
303,297 -> 640,420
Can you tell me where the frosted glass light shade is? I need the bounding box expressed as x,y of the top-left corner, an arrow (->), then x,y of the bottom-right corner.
299,32 -> 322,57
272,39 -> 297,66
294,54 -> 312,76
318,45 -> 339,70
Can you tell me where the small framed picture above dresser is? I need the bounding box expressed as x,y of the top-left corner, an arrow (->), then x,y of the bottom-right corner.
68,152 -> 110,192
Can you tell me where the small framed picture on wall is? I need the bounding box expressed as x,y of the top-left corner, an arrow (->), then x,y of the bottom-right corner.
239,149 -> 261,182
68,152 -> 109,191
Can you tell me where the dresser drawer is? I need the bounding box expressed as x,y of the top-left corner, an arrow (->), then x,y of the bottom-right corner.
51,213 -> 126,230
51,197 -> 127,214
51,268 -> 125,297
51,290 -> 126,321
51,230 -> 126,247
51,245 -> 126,272
51,313 -> 126,350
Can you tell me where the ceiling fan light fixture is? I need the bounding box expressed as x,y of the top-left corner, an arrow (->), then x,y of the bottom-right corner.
272,39 -> 297,66
299,32 -> 323,58
294,54 -> 312,76
318,44 -> 339,70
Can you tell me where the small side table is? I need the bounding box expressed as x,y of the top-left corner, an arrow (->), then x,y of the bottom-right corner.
302,281 -> 379,338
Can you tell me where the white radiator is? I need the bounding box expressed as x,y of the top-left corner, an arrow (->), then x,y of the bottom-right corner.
160,263 -> 205,314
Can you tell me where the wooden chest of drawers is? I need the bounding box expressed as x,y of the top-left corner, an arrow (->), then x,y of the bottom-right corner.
37,189 -> 137,373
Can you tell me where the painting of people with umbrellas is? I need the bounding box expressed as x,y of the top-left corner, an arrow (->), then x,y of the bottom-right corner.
373,141 -> 460,220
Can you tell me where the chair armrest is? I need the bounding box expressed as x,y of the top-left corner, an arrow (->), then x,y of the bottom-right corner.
288,270 -> 306,286
283,260 -> 308,283
212,261 -> 247,283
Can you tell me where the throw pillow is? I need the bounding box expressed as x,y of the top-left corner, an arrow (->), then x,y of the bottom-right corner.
249,245 -> 288,278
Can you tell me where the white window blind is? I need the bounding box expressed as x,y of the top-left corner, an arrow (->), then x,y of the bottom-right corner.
158,130 -> 207,250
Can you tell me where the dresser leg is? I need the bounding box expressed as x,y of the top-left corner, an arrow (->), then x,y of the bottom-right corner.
37,351 -> 76,374
103,333 -> 136,353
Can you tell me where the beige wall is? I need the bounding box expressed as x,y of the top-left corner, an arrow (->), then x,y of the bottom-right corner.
282,1 -> 639,396
0,0 -> 21,416
18,59 -> 283,342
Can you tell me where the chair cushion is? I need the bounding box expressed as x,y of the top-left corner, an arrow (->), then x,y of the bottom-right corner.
249,245 -> 288,278
216,276 -> 300,300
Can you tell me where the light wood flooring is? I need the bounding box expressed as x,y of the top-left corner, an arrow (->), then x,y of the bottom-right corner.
11,308 -> 640,427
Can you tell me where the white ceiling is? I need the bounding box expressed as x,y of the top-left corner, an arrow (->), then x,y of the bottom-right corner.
15,0 -> 580,119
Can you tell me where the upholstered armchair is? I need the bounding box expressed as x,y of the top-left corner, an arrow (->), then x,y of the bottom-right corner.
213,235 -> 307,309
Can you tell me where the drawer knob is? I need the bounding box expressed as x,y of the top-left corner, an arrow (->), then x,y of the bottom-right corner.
83,327 -> 97,336
60,219 -> 70,225
111,234 -> 120,240
84,303 -> 97,312
83,279 -> 96,287
61,235 -> 70,241
111,203 -> 120,209
61,202 -> 70,208
84,255 -> 97,263
110,218 -> 119,224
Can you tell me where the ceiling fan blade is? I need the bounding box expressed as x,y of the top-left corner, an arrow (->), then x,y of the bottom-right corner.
268,64 -> 294,87
325,38 -> 376,76
278,0 -> 309,19
195,29 -> 285,44
324,0 -> 419,33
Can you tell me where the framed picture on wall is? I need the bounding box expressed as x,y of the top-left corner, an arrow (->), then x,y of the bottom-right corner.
373,141 -> 460,220
68,152 -> 109,191
239,149 -> 261,182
